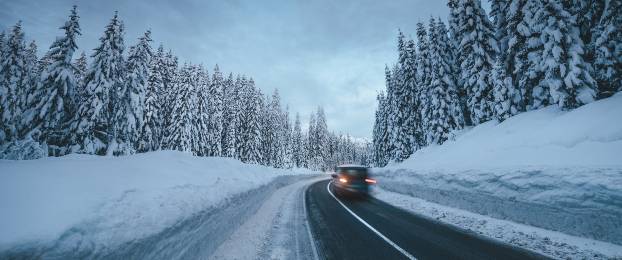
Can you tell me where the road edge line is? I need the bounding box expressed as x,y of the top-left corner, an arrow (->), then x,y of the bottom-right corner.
326,181 -> 417,260
303,182 -> 321,260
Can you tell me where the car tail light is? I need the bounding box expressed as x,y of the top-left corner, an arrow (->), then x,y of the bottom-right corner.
339,177 -> 348,183
365,178 -> 376,184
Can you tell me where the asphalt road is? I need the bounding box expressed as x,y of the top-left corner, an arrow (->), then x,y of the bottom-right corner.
305,179 -> 550,260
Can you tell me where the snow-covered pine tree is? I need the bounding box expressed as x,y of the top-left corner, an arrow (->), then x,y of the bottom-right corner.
385,64 -> 400,161
221,72 -> 237,157
0,31 -> 8,140
29,6 -> 81,155
377,69 -> 392,166
238,79 -> 262,163
192,65 -> 209,156
0,31 -> 5,59
404,38 -> 422,150
455,0 -> 497,125
164,63 -> 195,154
306,112 -> 317,169
282,105 -> 293,168
415,22 -> 431,91
257,90 -> 270,165
504,0 -> 544,110
207,65 -> 224,156
233,75 -> 247,159
270,89 -> 285,167
492,56 -> 520,121
490,0 -> 509,65
159,49 -> 178,148
117,30 -> 152,154
23,41 -> 40,116
70,12 -> 125,155
446,1 -> 470,124
372,92 -> 385,166
73,51 -> 88,105
593,0 -> 622,97
447,0 -> 461,53
425,17 -> 464,145
1,21 -> 28,144
565,0 -> 605,81
537,0 -> 596,110
139,45 -> 164,152
315,107 -> 329,171
292,112 -> 303,168
390,31 -> 413,161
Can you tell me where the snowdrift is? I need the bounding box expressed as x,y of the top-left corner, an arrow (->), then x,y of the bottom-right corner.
0,151 -> 316,254
374,93 -> 622,245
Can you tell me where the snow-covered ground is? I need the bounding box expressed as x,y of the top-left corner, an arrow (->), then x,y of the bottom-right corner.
373,94 -> 622,257
0,151 -> 319,258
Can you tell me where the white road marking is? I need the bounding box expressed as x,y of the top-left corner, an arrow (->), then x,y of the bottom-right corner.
304,183 -> 321,260
326,181 -> 417,260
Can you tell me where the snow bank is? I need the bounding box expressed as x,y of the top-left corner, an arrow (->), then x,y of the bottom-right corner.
0,151 -> 316,252
374,94 -> 622,245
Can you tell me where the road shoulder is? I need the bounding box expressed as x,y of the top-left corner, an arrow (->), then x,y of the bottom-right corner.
209,176 -> 325,260
373,187 -> 622,260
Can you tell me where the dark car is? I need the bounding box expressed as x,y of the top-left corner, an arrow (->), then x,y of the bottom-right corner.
331,165 -> 376,198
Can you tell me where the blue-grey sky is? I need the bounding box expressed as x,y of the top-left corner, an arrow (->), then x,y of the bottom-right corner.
0,0 -> 479,138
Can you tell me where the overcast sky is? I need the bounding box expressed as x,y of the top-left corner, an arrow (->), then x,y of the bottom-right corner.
0,0 -> 488,138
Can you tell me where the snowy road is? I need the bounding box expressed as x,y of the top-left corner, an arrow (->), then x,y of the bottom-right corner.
305,179 -> 550,260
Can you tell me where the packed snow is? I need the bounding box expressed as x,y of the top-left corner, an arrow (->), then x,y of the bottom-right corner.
373,94 -> 622,251
0,151 -> 318,256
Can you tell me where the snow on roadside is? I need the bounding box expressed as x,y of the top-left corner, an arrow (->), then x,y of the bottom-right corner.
209,176 -> 323,260
373,94 -> 622,246
373,188 -> 622,260
0,151 -> 317,253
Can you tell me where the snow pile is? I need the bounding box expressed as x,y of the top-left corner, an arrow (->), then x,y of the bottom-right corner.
374,94 -> 622,245
0,151 -> 316,253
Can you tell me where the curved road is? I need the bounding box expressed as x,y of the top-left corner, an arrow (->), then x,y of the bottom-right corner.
305,179 -> 549,260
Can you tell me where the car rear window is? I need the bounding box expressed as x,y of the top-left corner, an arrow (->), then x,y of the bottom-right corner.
339,168 -> 368,178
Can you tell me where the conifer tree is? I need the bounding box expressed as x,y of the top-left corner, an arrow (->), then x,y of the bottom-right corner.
193,65 -> 209,156
1,21 -> 28,144
118,30 -> 152,154
221,73 -> 237,157
593,0 -> 622,97
165,64 -> 195,154
391,31 -> 413,161
139,45 -> 164,152
207,65 -> 224,156
70,12 -> 125,155
292,112 -> 303,168
425,17 -> 464,144
238,79 -> 262,163
454,0 -> 497,124
30,6 -> 81,155
159,49 -> 178,147
23,41 -> 40,116
537,0 -> 596,109
73,51 -> 88,104
306,112 -> 317,169
492,57 -> 520,121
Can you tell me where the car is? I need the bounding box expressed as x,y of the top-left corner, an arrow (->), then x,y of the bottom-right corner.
331,164 -> 376,198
